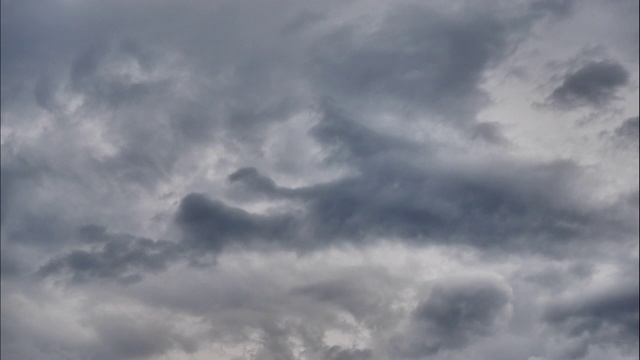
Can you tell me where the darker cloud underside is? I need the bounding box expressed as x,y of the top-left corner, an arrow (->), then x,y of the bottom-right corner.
549,60 -> 629,108
182,105 -> 633,253
39,104 -> 638,285
392,277 -> 511,357
544,281 -> 640,353
37,231 -> 181,285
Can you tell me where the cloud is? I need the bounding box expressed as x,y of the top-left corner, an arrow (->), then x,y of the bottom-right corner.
529,0 -> 575,18
37,229 -> 181,285
175,193 -> 297,252
52,139 -> 638,284
88,313 -> 198,359
289,271 -> 393,322
390,276 -> 512,357
614,116 -> 639,144
224,118 -> 636,253
310,3 -> 511,120
548,61 -> 630,108
324,346 -> 373,360
228,167 -> 281,195
543,279 -> 639,353
1,0 -> 638,359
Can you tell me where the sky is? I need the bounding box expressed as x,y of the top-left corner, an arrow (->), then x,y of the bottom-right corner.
0,0 -> 638,359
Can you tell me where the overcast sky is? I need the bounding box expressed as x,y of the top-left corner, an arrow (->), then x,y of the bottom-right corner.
1,0 -> 638,359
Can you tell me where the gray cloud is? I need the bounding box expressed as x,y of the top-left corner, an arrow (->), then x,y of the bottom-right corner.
529,0 -> 575,18
228,167 -> 280,195
549,61 -> 630,108
310,3 -> 510,120
392,276 -> 512,357
88,313 -> 198,360
2,0 -> 639,359
35,153 -> 585,283
222,108 -> 636,254
324,346 -> 373,360
1,157 -> 50,229
37,228 -> 181,285
290,271 -> 394,323
544,280 -> 639,353
614,116 -> 639,144
248,321 -> 374,360
175,193 -> 298,252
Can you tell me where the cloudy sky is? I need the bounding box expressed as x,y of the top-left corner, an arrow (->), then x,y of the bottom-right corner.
1,0 -> 638,359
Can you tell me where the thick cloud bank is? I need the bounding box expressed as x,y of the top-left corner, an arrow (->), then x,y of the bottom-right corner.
2,0 -> 638,359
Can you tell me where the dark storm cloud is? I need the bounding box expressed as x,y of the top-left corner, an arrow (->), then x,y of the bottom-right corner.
391,276 -> 511,357
548,61 -> 630,108
228,167 -> 280,195
220,105 -> 636,254
39,139 -> 616,283
175,193 -> 297,252
543,280 -> 639,352
38,229 -> 181,285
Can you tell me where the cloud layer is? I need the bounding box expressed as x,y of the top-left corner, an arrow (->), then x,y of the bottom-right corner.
2,0 -> 638,359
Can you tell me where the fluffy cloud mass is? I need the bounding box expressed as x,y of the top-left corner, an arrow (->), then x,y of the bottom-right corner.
1,0 -> 638,359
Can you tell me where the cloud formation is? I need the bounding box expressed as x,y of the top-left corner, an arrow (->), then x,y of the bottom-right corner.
392,276 -> 512,357
614,116 -> 640,144
1,0 -> 638,359
549,61 -> 630,108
